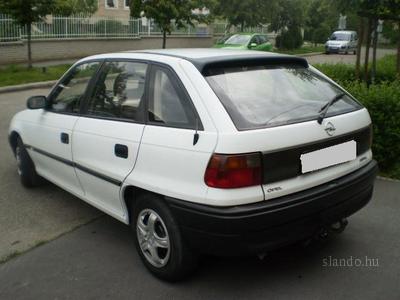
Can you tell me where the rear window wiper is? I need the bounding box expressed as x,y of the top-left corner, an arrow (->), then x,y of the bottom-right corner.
317,93 -> 346,124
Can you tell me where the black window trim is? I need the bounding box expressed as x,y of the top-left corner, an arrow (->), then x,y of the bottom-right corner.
45,59 -> 105,116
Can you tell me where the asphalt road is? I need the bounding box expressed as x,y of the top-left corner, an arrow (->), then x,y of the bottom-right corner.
0,179 -> 399,300
306,47 -> 396,65
0,88 -> 101,262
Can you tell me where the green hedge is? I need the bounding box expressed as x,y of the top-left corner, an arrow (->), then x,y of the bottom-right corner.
314,56 -> 400,179
276,26 -> 303,50
314,55 -> 398,84
313,63 -> 355,84
344,81 -> 400,178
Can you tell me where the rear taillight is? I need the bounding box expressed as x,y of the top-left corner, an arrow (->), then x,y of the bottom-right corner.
204,153 -> 262,189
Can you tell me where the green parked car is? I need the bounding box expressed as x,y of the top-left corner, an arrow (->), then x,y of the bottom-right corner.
214,33 -> 273,51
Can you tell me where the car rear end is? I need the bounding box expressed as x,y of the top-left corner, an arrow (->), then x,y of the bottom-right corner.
168,53 -> 378,256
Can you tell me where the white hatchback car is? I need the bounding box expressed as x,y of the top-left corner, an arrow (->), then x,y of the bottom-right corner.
9,49 -> 377,281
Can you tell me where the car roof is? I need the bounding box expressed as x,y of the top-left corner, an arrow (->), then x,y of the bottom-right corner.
333,30 -> 356,34
82,48 -> 309,74
230,33 -> 262,36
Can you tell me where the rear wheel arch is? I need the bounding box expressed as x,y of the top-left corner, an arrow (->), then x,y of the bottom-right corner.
123,186 -> 169,225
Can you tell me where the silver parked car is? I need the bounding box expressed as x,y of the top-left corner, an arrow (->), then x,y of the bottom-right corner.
325,30 -> 358,54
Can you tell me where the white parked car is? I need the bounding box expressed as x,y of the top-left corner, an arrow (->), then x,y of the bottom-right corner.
325,30 -> 358,54
9,49 -> 377,281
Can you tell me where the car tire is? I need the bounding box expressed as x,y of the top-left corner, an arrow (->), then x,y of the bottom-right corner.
131,193 -> 197,281
15,138 -> 45,188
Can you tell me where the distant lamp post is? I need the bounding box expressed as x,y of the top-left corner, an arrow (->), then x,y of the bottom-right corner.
338,14 -> 347,30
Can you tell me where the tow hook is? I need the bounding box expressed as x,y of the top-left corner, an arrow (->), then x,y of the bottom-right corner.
329,218 -> 348,234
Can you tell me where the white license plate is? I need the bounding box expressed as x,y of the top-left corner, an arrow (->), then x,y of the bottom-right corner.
300,140 -> 356,173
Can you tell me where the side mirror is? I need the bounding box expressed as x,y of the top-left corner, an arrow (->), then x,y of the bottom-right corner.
249,42 -> 258,48
27,95 -> 47,109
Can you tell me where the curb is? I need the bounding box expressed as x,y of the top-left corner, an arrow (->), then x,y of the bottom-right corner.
298,52 -> 324,57
0,80 -> 57,94
377,176 -> 400,183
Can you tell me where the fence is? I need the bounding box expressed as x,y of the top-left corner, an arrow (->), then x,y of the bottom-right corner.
0,15 -> 274,43
0,15 -> 211,42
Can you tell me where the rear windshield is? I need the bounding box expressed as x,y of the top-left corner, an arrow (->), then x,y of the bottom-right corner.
205,65 -> 362,130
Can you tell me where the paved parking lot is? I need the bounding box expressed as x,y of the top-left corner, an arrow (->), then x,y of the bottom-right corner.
0,179 -> 399,299
0,88 -> 101,262
0,73 -> 399,299
306,47 -> 396,65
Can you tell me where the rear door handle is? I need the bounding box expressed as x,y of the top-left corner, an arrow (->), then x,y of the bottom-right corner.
60,132 -> 69,144
114,144 -> 128,159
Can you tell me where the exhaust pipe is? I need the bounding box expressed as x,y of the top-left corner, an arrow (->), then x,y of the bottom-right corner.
329,218 -> 348,234
303,219 -> 349,247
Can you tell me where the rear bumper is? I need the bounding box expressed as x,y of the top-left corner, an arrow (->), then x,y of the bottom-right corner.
166,160 -> 378,256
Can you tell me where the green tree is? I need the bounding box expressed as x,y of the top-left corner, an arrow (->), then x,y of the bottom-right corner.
336,0 -> 400,80
130,0 -> 213,49
269,0 -> 305,49
305,0 -> 331,46
212,0 -> 272,32
379,0 -> 400,75
0,0 -> 55,68
54,0 -> 98,16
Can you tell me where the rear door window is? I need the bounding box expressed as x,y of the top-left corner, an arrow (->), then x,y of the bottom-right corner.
205,65 -> 362,130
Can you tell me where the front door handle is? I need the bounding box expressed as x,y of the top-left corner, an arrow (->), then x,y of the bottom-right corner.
60,132 -> 69,144
114,144 -> 128,159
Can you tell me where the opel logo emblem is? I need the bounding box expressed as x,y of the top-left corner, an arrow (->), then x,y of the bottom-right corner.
325,122 -> 336,136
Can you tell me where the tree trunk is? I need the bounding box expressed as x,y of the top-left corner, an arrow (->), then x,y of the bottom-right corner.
371,19 -> 378,84
240,21 -> 244,32
355,17 -> 365,80
363,18 -> 372,83
27,22 -> 32,69
162,30 -> 166,49
397,21 -> 400,76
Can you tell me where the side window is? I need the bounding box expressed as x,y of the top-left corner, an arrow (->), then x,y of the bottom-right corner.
86,61 -> 148,122
250,36 -> 260,45
49,62 -> 100,113
258,35 -> 268,44
148,66 -> 197,129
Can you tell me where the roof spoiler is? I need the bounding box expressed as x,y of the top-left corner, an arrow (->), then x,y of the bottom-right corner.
198,56 -> 309,76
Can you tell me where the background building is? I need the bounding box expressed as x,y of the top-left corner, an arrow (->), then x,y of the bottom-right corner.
94,0 -> 131,19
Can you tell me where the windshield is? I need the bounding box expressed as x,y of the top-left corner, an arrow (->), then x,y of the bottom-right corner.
205,65 -> 362,130
329,33 -> 351,41
224,34 -> 252,45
